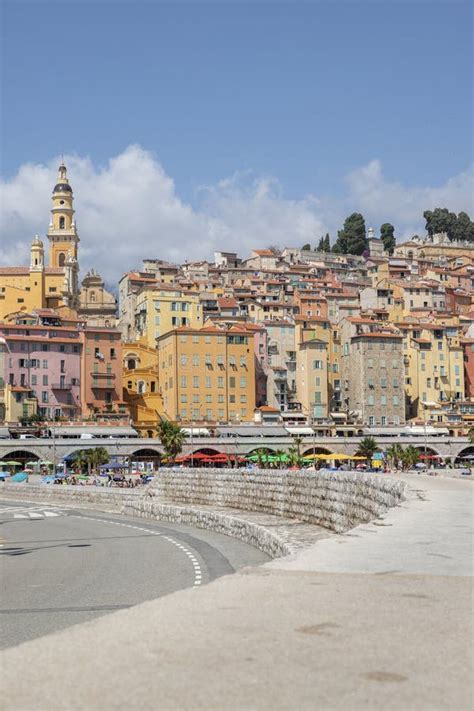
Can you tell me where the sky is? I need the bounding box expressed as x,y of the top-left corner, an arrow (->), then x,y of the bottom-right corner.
0,0 -> 472,282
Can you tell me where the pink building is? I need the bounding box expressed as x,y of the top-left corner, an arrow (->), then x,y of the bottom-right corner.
0,314 -> 82,421
245,323 -> 268,407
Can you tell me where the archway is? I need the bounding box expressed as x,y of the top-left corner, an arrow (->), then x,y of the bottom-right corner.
454,446 -> 474,464
58,252 -> 66,266
412,445 -> 442,465
0,450 -> 40,467
129,448 -> 162,471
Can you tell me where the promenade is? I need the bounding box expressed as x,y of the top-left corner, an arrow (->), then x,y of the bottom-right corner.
1,473 -> 472,710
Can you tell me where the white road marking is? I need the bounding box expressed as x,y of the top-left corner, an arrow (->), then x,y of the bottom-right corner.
28,513 -> 44,519
13,514 -> 28,519
43,511 -> 60,517
74,515 -> 203,587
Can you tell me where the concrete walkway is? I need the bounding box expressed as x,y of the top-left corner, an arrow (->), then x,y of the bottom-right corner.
1,474 -> 473,710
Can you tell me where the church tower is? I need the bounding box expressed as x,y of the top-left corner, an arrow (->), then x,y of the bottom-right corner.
47,162 -> 80,268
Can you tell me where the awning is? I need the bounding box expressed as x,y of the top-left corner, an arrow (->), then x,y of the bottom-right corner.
49,426 -> 138,438
285,427 -> 314,436
216,426 -> 288,437
180,428 -> 211,437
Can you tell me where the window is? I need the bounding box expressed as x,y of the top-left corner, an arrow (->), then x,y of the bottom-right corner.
218,376 -> 224,388
229,394 -> 236,403
192,354 -> 199,366
42,391 -> 48,403
206,394 -> 212,403
180,375 -> 187,387
205,335 -> 211,344
367,395 -> 374,406
393,378 -> 399,388
60,344 -> 65,353
192,335 -> 199,344
368,416 -> 375,426
206,409 -> 212,420
367,358 -> 373,368
314,392 -> 321,404
393,395 -> 399,405
240,356 -> 246,367
205,355 -> 212,366
180,355 -> 187,366
392,360 -> 398,369
381,395 -> 387,405
59,216 -> 65,229
205,376 -> 211,388
43,360 -> 48,369
31,375 -> 37,386
193,394 -> 199,403
313,360 -> 323,370
42,375 -> 48,386
240,394 -> 247,403
180,334 -> 187,343
110,348 -> 116,359
381,378 -> 387,388
218,409 -> 224,420
380,360 -> 386,369
315,376 -> 321,387
42,343 -> 49,352
217,355 -> 224,366
193,408 -> 200,419
229,377 -> 236,388
240,377 -> 246,388
218,394 -> 224,403
381,416 -> 387,426
181,394 -> 187,403
193,376 -> 199,387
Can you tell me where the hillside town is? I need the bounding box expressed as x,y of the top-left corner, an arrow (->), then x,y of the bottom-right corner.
0,163 -> 473,441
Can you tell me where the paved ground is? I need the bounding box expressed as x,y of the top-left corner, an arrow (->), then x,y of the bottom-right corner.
0,499 -> 269,649
1,474 -> 473,710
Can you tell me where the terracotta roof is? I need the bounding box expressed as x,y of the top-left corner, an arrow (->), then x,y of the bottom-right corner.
258,406 -> 280,412
353,331 -> 403,339
253,249 -> 276,257
218,297 -> 238,308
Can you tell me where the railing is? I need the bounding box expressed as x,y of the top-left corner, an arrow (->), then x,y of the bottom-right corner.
51,382 -> 74,390
91,371 -> 116,378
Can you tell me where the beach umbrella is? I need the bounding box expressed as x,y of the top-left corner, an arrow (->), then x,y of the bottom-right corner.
26,460 -> 39,466
3,460 -> 22,466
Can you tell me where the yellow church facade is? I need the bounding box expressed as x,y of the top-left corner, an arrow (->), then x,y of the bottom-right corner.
0,163 -> 80,320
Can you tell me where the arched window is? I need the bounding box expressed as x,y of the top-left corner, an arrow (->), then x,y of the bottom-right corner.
58,253 -> 66,267
127,358 -> 136,370
90,291 -> 96,303
137,380 -> 146,394
59,216 -> 65,229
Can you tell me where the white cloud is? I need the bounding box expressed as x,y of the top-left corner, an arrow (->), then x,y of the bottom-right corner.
0,145 -> 472,284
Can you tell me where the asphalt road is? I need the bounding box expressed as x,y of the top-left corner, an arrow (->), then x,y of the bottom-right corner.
0,499 -> 269,649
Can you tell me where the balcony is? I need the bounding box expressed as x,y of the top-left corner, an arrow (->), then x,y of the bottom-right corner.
52,381 -> 74,390
91,371 -> 116,379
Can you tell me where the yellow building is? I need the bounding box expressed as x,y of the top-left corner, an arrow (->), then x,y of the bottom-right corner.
399,322 -> 465,419
0,163 -> 80,319
122,341 -> 164,437
295,339 -> 329,422
157,325 -> 256,424
295,316 -> 341,416
135,285 -> 202,348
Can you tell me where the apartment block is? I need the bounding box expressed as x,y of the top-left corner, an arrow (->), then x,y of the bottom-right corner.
157,326 -> 256,423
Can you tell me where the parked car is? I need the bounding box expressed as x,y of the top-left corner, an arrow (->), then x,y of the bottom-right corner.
19,434 -> 36,440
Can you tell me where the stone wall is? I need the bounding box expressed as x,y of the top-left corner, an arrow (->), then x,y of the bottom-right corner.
0,483 -> 140,512
148,468 -> 406,534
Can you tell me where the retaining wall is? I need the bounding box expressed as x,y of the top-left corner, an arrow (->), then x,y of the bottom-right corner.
145,468 -> 407,534
0,482 -> 140,512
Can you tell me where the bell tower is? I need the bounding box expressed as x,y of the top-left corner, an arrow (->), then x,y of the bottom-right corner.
47,162 -> 80,268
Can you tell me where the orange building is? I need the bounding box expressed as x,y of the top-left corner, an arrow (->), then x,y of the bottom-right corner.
79,327 -> 126,419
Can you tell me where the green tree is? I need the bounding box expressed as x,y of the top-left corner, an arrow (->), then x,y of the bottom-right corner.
401,445 -> 420,471
356,436 -> 378,465
468,427 -> 474,444
386,443 -> 404,470
72,447 -> 109,476
302,243 -> 311,251
323,233 -> 331,251
333,213 -> 367,255
158,419 -> 187,464
380,223 -> 396,254
452,211 -> 474,242
423,208 -> 458,240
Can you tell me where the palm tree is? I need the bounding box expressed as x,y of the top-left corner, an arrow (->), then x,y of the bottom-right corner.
88,447 -> 109,474
468,427 -> 474,444
157,419 -> 187,464
253,448 -> 269,468
401,445 -> 420,471
292,436 -> 303,459
386,443 -> 404,471
287,446 -> 301,467
356,436 -> 378,467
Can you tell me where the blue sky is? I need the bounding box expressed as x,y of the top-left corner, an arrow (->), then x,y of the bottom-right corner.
2,0 -> 472,196
0,1 -> 472,278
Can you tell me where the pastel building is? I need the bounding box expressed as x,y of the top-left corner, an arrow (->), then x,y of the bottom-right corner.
0,315 -> 82,421
79,327 -> 125,419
